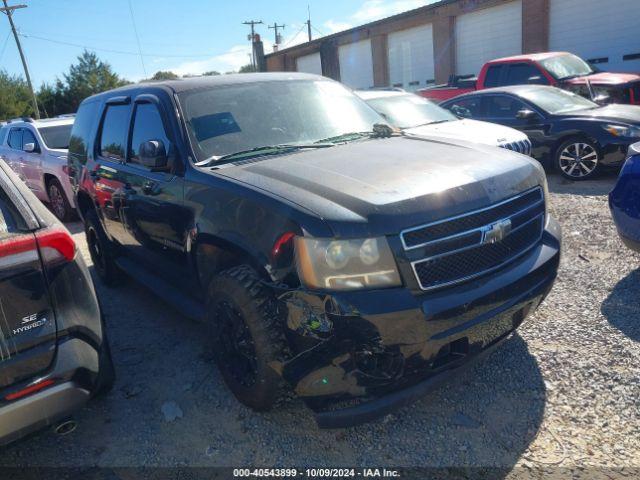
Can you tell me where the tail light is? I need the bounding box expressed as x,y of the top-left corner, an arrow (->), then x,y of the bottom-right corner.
0,226 -> 75,271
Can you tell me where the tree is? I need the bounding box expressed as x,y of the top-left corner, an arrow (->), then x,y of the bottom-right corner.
202,70 -> 221,76
0,70 -> 33,119
145,70 -> 179,81
238,64 -> 257,73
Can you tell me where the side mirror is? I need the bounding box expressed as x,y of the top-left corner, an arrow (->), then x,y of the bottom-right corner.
516,109 -> 538,120
23,142 -> 36,153
138,140 -> 168,170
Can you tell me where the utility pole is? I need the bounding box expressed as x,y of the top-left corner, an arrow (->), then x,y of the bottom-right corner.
268,22 -> 285,50
242,20 -> 263,70
306,5 -> 312,42
0,0 -> 39,119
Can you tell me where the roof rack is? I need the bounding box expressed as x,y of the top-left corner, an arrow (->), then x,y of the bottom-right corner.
8,117 -> 35,124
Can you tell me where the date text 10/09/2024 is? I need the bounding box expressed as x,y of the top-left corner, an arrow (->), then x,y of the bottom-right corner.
233,469 -> 401,478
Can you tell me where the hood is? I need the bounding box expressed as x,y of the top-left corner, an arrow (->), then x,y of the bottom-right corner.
563,104 -> 640,124
405,119 -> 528,146
564,71 -> 640,86
210,136 -> 545,237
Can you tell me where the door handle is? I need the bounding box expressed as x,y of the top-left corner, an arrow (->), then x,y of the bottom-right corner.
142,180 -> 158,195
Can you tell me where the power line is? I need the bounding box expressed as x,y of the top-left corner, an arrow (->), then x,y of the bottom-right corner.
0,0 -> 39,119
19,33 -> 218,58
127,0 -> 147,78
268,22 -> 285,47
0,29 -> 10,63
282,24 -> 306,48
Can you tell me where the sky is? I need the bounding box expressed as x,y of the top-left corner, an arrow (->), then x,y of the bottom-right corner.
0,0 -> 436,87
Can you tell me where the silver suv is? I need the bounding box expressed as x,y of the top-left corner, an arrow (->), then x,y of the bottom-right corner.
0,116 -> 75,221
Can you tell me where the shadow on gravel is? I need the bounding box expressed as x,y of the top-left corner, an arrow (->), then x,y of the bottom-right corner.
546,171 -> 617,197
601,268 -> 640,341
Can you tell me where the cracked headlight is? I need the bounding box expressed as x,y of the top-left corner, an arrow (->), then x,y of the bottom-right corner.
295,236 -> 401,291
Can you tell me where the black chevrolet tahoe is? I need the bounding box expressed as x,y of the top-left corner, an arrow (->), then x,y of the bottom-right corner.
68,73 -> 561,428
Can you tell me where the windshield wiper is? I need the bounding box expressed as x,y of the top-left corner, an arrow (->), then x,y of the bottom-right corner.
195,143 -> 333,168
314,123 -> 397,144
411,119 -> 452,128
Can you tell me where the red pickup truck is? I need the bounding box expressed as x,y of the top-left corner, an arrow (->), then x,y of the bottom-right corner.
418,52 -> 640,105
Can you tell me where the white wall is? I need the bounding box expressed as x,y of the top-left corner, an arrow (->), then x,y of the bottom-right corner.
388,24 -> 435,90
296,52 -> 323,75
338,39 -> 374,89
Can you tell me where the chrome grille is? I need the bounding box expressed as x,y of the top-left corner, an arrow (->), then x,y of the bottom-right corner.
401,187 -> 544,291
499,138 -> 532,156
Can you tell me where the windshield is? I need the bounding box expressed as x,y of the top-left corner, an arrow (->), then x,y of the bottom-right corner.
39,124 -> 73,149
519,87 -> 598,114
364,94 -> 456,129
178,80 -> 384,161
539,53 -> 594,80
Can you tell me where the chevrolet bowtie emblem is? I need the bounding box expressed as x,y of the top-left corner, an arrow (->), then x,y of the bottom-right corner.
482,219 -> 512,244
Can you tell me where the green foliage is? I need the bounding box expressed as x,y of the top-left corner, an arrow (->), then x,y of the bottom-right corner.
0,70 -> 33,119
145,70 -> 179,81
238,64 -> 257,73
202,70 -> 221,76
37,50 -> 129,117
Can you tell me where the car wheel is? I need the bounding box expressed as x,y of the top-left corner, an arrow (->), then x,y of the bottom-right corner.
93,331 -> 116,396
555,138 -> 600,181
84,209 -> 119,286
207,265 -> 288,411
47,178 -> 73,222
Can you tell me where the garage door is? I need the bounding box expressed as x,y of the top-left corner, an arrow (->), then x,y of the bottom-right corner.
455,0 -> 522,76
388,24 -> 434,90
550,0 -> 640,73
338,39 -> 374,89
296,52 -> 322,75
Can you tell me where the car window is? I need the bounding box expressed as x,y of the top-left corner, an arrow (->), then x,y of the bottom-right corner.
69,101 -> 100,165
504,64 -> 548,86
365,94 -> 456,129
484,66 -> 502,88
39,124 -> 72,150
485,96 -> 528,118
0,187 -> 27,237
519,87 -> 597,114
22,129 -> 38,151
446,97 -> 483,119
0,127 -> 8,145
99,104 -> 131,160
129,103 -> 172,166
8,129 -> 22,150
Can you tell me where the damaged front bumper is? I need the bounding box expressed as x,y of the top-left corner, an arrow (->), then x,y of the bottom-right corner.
277,218 -> 561,428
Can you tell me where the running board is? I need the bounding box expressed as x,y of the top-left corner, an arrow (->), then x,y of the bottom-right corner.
114,257 -> 206,322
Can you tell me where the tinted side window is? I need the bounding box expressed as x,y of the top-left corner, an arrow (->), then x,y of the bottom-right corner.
0,127 -> 8,145
484,66 -> 502,88
8,129 -> 22,150
447,98 -> 483,119
485,96 -> 527,118
504,64 -> 548,86
99,104 -> 131,160
69,101 -> 100,165
22,129 -> 38,150
0,188 -> 27,236
129,103 -> 171,166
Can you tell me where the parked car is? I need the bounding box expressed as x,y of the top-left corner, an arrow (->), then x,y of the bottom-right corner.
440,85 -> 640,180
418,52 -> 640,106
0,116 -> 76,222
69,73 -> 560,428
355,90 -> 532,155
610,142 -> 640,252
0,159 -> 114,446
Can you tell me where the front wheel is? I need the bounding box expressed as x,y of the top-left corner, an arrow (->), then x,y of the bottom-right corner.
555,139 -> 600,181
206,265 -> 288,411
47,178 -> 73,222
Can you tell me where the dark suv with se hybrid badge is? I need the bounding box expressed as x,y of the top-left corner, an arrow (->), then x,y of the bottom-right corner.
69,73 -> 561,427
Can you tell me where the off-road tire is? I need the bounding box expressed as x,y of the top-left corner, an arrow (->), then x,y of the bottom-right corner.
207,265 -> 288,411
84,209 -> 119,286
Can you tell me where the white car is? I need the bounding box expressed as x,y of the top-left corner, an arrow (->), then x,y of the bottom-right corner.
356,90 -> 532,155
0,116 -> 75,221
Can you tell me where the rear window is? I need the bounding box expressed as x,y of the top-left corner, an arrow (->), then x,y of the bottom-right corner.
484,66 -> 502,88
69,101 -> 100,165
99,104 -> 131,160
0,188 -> 27,237
504,64 -> 548,86
39,124 -> 73,150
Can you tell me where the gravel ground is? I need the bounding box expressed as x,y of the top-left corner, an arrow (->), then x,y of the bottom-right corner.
0,172 -> 638,476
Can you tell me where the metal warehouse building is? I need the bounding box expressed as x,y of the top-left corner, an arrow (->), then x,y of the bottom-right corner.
264,0 -> 640,90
